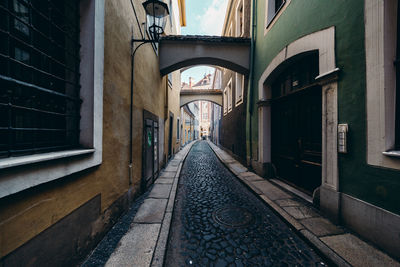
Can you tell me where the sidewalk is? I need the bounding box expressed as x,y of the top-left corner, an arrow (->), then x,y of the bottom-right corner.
207,141 -> 400,267
93,141 -> 195,267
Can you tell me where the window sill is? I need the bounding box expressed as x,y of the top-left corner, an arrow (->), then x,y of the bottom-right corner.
0,149 -> 95,170
382,151 -> 400,158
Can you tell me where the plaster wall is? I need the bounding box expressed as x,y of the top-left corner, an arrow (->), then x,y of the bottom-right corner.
250,0 -> 400,216
0,0 -> 169,262
164,4 -> 183,159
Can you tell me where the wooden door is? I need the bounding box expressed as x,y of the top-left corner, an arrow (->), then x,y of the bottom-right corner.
272,85 -> 322,194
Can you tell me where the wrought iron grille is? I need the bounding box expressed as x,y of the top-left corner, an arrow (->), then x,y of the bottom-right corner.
0,0 -> 81,158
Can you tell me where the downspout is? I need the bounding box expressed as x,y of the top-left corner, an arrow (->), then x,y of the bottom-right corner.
247,0 -> 257,164
129,40 -> 147,186
129,40 -> 135,186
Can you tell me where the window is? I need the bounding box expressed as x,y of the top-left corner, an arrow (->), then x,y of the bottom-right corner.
275,0 -> 285,13
223,88 -> 228,115
202,111 -> 208,121
0,0 -> 81,159
271,54 -> 319,98
177,118 -> 180,141
168,73 -> 172,86
396,2 -> 400,149
228,79 -> 233,111
0,0 -> 104,198
227,23 -> 233,37
266,0 -> 287,28
169,0 -> 173,30
235,0 -> 244,37
235,73 -> 244,105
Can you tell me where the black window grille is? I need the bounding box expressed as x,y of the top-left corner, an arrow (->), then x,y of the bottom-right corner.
395,1 -> 400,149
0,0 -> 81,158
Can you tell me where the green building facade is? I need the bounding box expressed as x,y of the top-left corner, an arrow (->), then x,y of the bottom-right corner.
247,0 -> 400,258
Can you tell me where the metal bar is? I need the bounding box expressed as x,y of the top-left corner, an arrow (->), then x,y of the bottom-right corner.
0,4 -> 81,48
0,55 -> 81,89
9,145 -> 72,154
34,2 -> 80,30
0,75 -> 82,102
7,94 -> 12,158
0,18 -> 81,62
0,30 -> 80,72
10,128 -> 69,132
0,103 -> 80,118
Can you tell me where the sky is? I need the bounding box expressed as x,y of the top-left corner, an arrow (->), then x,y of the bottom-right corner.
180,0 -> 229,85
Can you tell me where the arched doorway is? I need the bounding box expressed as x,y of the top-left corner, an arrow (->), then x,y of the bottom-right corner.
257,27 -> 340,215
270,53 -> 321,195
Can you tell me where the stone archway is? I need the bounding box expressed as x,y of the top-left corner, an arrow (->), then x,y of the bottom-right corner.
159,36 -> 250,76
180,89 -> 222,107
256,27 -> 340,219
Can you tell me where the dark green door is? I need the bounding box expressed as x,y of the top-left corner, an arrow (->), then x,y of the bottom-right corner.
144,119 -> 154,189
272,85 -> 322,195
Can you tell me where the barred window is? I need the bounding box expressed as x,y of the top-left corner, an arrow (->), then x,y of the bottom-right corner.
0,0 -> 81,158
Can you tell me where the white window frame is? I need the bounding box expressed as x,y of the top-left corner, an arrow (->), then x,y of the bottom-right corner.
0,0 -> 105,199
366,0 -> 400,168
264,0 -> 290,35
235,0 -> 244,37
223,87 -> 228,115
235,73 -> 244,106
228,78 -> 233,112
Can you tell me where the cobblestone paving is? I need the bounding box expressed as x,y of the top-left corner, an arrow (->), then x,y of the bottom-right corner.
165,141 -> 327,267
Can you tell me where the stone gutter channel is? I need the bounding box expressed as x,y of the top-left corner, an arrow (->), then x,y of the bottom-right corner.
207,141 -> 400,267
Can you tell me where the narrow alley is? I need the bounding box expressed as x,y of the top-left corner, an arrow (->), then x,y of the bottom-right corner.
1,0 -> 400,266
165,141 -> 326,266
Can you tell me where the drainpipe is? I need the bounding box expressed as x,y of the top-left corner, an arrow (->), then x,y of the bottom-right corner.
247,0 -> 257,164
129,39 -> 147,186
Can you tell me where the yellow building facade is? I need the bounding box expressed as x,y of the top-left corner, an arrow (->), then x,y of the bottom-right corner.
0,0 -> 185,265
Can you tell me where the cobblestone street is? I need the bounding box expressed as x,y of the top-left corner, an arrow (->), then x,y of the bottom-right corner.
165,141 -> 327,267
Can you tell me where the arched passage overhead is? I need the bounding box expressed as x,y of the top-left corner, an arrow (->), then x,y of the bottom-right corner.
180,89 -> 222,107
180,65 -> 223,73
159,36 -> 250,76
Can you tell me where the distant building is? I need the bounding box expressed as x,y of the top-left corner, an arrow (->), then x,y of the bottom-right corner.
181,105 -> 195,146
181,73 -> 217,140
218,0 -> 250,163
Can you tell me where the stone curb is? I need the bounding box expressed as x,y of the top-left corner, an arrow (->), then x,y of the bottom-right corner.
105,141 -> 196,267
207,141 -> 400,267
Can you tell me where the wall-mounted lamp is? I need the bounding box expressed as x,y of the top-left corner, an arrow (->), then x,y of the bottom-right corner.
133,0 -> 170,44
129,0 -> 170,188
143,0 -> 170,42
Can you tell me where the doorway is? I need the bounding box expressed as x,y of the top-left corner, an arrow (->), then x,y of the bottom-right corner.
271,54 -> 322,195
168,112 -> 174,159
143,110 -> 159,191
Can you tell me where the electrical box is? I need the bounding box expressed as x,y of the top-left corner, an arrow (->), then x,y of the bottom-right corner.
338,124 -> 348,154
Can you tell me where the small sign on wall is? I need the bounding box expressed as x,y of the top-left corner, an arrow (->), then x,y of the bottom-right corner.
338,124 -> 348,154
